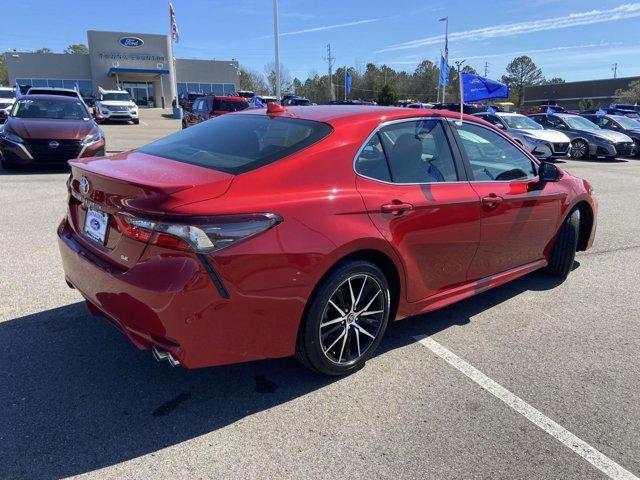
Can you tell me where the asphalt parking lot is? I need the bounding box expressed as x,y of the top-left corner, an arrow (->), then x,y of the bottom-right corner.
1,108 -> 639,479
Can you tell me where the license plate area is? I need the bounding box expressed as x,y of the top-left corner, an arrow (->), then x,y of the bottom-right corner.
83,205 -> 109,245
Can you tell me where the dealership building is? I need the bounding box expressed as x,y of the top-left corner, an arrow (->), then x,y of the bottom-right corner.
524,76 -> 640,110
4,30 -> 239,107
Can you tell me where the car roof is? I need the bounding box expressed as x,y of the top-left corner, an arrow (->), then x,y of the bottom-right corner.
201,95 -> 247,101
238,105 -> 487,128
101,90 -> 129,94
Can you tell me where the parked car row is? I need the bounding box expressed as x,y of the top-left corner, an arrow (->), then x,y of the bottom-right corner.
470,109 -> 639,160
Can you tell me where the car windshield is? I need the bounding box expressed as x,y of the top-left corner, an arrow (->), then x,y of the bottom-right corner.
0,90 -> 15,99
101,93 -> 132,101
562,115 -> 600,130
139,114 -> 332,174
613,116 -> 640,129
12,98 -> 90,120
500,115 -> 543,130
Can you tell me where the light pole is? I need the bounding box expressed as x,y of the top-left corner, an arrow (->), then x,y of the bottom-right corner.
272,0 -> 281,100
455,59 -> 465,121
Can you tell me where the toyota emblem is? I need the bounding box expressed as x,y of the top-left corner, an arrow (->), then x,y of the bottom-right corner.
49,140 -> 59,149
79,176 -> 90,195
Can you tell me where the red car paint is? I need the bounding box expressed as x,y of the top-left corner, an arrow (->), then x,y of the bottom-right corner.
58,106 -> 597,369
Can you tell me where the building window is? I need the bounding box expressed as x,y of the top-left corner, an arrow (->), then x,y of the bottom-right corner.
177,83 -> 188,96
223,84 -> 236,94
187,83 -> 199,92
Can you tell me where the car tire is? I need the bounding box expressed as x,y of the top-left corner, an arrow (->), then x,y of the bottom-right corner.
545,209 -> 579,278
570,139 -> 589,160
634,139 -> 640,158
133,119 -> 140,125
296,260 -> 391,376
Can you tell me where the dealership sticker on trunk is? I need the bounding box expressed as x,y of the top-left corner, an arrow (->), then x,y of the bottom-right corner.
84,207 -> 109,244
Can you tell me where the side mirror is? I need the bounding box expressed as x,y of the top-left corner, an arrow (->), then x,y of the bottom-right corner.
494,123 -> 505,129
538,162 -> 561,182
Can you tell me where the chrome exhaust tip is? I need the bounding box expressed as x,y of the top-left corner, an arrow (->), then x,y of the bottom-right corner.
152,346 -> 180,367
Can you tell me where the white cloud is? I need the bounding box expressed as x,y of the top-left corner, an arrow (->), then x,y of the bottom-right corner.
376,3 -> 640,53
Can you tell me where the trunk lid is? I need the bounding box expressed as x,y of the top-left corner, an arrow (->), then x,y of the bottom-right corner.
67,150 -> 234,269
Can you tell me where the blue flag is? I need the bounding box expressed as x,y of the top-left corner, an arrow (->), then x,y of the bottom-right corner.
439,55 -> 450,87
487,105 -> 497,114
345,71 -> 352,94
252,96 -> 264,108
596,108 -> 607,116
546,106 -> 556,115
461,73 -> 509,102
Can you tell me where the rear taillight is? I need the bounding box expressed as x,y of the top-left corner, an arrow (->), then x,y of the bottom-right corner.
114,213 -> 282,253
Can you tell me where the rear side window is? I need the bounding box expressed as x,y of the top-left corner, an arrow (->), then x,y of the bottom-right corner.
355,134 -> 391,182
139,114 -> 332,174
213,99 -> 249,112
380,120 -> 458,183
355,119 -> 458,183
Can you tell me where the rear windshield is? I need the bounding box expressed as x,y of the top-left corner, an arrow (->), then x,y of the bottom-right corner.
28,89 -> 77,97
139,114 -> 333,174
213,99 -> 249,112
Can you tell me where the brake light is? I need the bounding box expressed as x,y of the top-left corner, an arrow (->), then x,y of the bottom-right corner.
114,213 -> 282,253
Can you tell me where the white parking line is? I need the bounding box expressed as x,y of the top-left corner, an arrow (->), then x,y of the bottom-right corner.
415,335 -> 639,480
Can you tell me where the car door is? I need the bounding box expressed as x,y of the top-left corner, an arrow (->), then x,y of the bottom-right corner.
448,120 -> 566,280
355,118 -> 482,302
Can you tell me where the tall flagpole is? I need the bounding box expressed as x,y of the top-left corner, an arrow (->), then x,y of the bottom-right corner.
440,16 -> 448,104
273,0 -> 281,100
168,1 -> 178,108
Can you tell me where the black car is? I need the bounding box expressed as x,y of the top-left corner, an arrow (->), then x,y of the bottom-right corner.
529,113 -> 636,159
282,95 -> 313,106
581,113 -> 640,156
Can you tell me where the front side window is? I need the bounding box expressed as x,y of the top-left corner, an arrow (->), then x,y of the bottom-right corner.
454,122 -> 536,182
375,120 -> 458,183
139,114 -> 332,174
562,115 -> 600,131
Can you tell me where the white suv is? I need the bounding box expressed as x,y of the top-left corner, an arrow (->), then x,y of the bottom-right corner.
94,90 -> 139,124
0,87 -> 16,123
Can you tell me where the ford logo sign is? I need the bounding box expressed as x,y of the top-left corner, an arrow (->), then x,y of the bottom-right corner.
119,37 -> 144,48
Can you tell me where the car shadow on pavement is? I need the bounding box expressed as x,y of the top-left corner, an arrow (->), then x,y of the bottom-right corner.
0,268 -> 572,479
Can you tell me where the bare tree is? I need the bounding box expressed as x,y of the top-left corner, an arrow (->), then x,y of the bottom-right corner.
239,66 -> 268,95
264,62 -> 292,97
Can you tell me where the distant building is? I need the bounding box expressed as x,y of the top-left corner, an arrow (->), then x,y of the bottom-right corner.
524,76 -> 640,110
4,30 -> 239,108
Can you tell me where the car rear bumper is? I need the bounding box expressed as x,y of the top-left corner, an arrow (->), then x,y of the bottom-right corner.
57,218 -> 304,368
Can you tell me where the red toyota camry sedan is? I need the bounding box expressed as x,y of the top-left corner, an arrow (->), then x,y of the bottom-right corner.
58,104 -> 597,375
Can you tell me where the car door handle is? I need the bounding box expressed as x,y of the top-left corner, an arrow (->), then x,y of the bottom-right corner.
381,201 -> 414,215
481,195 -> 504,209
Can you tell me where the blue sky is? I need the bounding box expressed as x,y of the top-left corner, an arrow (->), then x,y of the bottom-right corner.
4,0 -> 640,81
